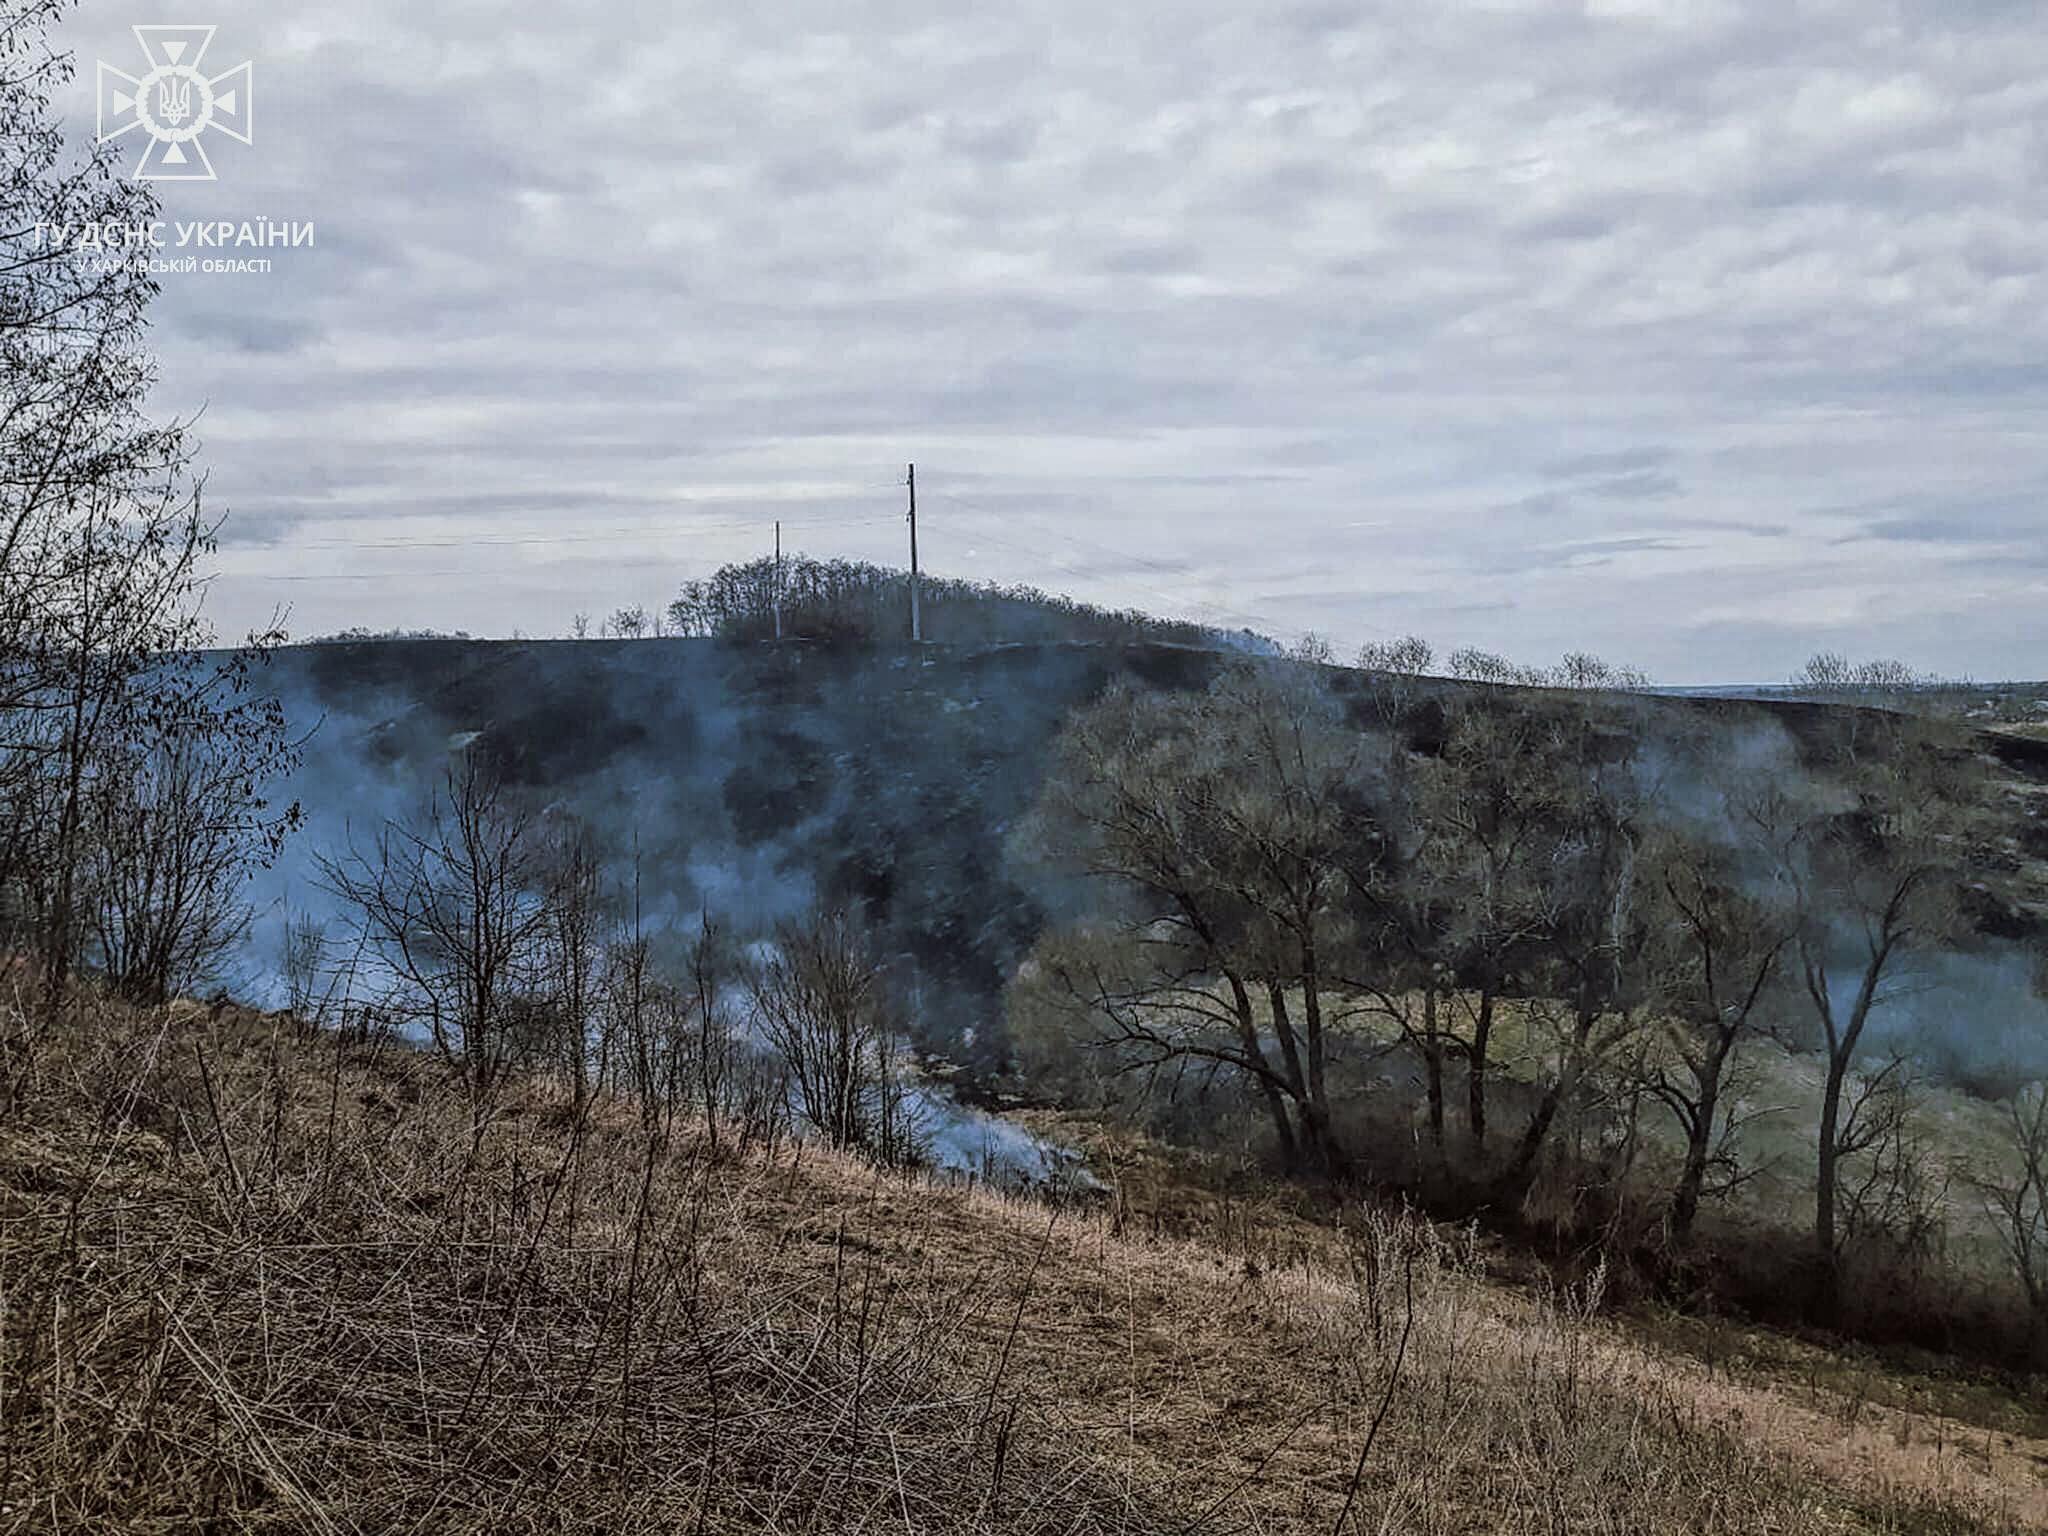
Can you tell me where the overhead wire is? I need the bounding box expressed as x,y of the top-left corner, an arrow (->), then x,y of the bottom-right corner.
219,507 -> 903,575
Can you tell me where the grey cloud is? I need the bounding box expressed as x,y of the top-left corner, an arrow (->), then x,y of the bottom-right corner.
215,509 -> 319,550
1580,471 -> 1685,502
1543,449 -> 1673,481
41,0 -> 2048,683
1664,516 -> 1793,539
1504,491 -> 1574,519
1862,516 -> 2022,545
1097,242 -> 1203,276
164,295 -> 323,355
1545,536 -> 1693,565
1466,535 -> 1695,578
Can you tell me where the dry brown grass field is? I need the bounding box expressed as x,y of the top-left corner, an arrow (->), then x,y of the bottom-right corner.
4,997 -> 2046,1534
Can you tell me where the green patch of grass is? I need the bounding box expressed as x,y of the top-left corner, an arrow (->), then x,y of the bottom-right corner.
1630,1303 -> 2048,1441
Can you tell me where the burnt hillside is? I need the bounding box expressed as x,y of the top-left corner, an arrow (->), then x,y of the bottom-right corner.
243,638 -> 2047,1073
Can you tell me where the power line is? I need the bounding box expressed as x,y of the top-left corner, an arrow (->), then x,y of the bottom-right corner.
218,472 -> 1394,657
928,485 -> 1200,589
216,508 -> 906,584
255,568 -> 533,583
253,510 -> 898,555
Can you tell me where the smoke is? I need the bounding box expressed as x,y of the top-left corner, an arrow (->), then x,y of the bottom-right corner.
219,637 -> 1118,1184
218,637 -> 1229,1066
1844,944 -> 2048,1097
1627,712 -> 1838,845
215,637 -> 2047,1126
907,1084 -> 1099,1188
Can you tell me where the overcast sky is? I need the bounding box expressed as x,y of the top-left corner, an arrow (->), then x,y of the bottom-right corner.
57,0 -> 2048,683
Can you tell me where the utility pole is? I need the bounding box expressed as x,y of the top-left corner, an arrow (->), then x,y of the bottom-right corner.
906,462 -> 921,644
773,519 -> 783,641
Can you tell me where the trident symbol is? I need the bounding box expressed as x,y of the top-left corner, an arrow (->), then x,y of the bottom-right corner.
96,26 -> 255,182
156,78 -> 193,125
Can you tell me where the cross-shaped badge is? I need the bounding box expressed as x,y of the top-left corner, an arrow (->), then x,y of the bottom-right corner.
97,25 -> 254,182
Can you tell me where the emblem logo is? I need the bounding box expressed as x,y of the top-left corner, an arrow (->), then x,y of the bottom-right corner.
97,25 -> 253,182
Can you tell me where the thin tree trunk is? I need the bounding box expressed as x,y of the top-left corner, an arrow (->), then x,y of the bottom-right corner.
1671,1105 -> 1714,1244
1298,935 -> 1345,1178
1234,977 -> 1299,1172
1500,1007 -> 1596,1198
1811,945 -> 1890,1316
1420,985 -> 1445,1151
1503,1083 -> 1563,1197
1815,1052 -> 1846,1306
1467,989 -> 1494,1156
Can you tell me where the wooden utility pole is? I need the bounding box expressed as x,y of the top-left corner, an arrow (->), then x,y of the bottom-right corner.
773,519 -> 783,640
907,463 -> 921,644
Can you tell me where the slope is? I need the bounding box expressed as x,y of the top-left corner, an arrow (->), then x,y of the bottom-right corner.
2,997 -> 2041,1533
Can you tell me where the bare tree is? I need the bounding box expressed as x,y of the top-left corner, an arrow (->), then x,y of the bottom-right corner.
1977,1082 -> 2048,1329
1447,648 -> 1538,688
0,2 -> 299,1002
537,815 -> 605,1106
1357,635 -> 1433,676
601,913 -> 671,1120
80,701 -> 301,1003
1835,1052 -> 1946,1269
1021,662 -> 1390,1177
1641,824 -> 1796,1242
748,907 -> 921,1165
1444,648 -> 1645,691
1796,652 -> 1856,692
665,552 -> 1231,649
689,908 -> 736,1154
1494,784 -> 1654,1200
319,754 -> 550,1110
279,908 -> 333,1021
1797,652 -> 1925,698
1790,717 -> 1980,1303
1355,635 -> 1434,719
1405,698 -> 1588,1161
1552,652 -> 1650,691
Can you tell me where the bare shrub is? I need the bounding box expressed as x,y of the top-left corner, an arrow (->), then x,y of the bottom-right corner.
749,906 -> 925,1165
80,711 -> 300,1003
318,754 -> 550,1109
0,1004 -> 1179,1534
1975,1081 -> 2048,1333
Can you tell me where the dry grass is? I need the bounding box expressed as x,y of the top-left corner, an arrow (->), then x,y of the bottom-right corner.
2,997 -> 2043,1533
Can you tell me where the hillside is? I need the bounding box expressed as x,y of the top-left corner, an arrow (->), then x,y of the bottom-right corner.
246,637 -> 1231,1070
243,636 -> 2048,1082
3,998 -> 2043,1533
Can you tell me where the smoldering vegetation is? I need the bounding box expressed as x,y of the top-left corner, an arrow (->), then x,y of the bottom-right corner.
213,636 -> 1242,1185
14,570 -> 2048,1365
9,619 -> 2043,1530
240,636 -> 1211,1076
106,621 -> 2031,1363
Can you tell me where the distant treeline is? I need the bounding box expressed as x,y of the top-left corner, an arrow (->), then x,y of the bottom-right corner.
665,555 -> 1264,650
